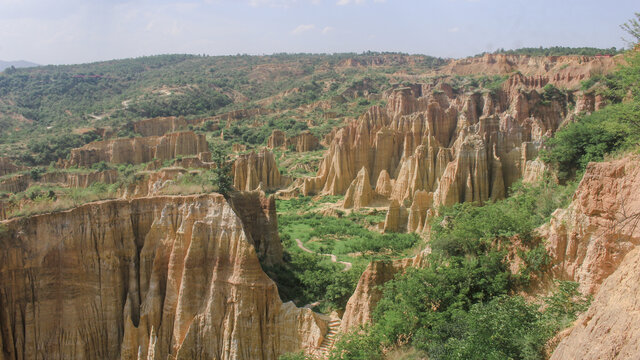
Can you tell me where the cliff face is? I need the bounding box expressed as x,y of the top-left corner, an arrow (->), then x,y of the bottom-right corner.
540,156 -> 640,359
440,54 -> 620,89
340,253 -> 428,333
0,194 -> 326,360
286,76 -> 566,232
0,170 -> 119,194
0,157 -> 21,177
66,131 -> 209,168
133,117 -> 215,137
542,157 -> 640,295
233,150 -> 290,192
267,130 -> 320,153
550,246 -> 640,360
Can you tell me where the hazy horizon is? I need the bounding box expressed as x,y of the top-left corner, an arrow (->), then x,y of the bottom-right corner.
1,0 -> 638,66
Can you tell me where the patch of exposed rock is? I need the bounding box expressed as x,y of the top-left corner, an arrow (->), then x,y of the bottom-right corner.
0,170 -> 118,193
0,157 -> 22,176
542,156 -> 640,295
282,75 -> 573,233
0,194 -> 327,359
267,130 -> 320,152
65,131 -> 209,168
233,149 -> 291,191
343,167 -> 373,209
340,252 -> 428,333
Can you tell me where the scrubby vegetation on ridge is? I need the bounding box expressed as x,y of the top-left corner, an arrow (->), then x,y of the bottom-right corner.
325,179 -> 584,360
542,49 -> 640,182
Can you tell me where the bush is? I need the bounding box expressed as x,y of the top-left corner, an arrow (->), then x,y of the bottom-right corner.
541,102 -> 639,182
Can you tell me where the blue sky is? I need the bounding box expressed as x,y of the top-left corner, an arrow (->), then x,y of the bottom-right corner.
0,0 -> 637,65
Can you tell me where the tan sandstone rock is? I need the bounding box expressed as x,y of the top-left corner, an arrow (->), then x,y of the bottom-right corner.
0,194 -> 327,360
343,167 -> 373,209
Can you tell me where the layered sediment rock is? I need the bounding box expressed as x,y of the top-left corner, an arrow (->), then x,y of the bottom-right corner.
343,167 -> 373,209
267,130 -> 320,153
544,157 -> 640,359
0,170 -> 119,193
0,194 -> 326,360
66,131 -> 209,168
283,76 -> 568,232
441,54 -> 619,89
542,156 -> 640,295
550,246 -> 640,360
0,157 -> 21,176
267,130 -> 286,149
233,149 -> 290,191
340,252 -> 428,333
133,116 -> 215,137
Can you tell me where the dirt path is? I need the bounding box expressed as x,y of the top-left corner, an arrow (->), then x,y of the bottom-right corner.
295,238 -> 353,271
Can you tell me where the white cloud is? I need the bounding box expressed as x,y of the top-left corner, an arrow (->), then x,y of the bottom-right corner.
448,27 -> 460,33
291,24 -> 316,34
322,26 -> 334,34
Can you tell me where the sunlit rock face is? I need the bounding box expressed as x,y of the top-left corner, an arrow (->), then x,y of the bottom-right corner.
0,194 -> 327,360
284,74 -> 571,232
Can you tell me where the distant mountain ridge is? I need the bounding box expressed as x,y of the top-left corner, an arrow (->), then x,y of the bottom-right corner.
0,60 -> 39,71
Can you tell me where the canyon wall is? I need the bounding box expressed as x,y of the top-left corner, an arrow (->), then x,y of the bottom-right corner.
0,194 -> 326,360
0,158 -> 21,177
0,170 -> 118,194
285,74 -> 564,232
545,156 -> 640,359
66,131 -> 209,168
233,149 -> 290,192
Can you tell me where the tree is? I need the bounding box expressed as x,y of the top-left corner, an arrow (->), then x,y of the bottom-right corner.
620,12 -> 640,46
211,145 -> 233,197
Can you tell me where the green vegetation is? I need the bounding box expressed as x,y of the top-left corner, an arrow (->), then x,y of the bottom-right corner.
0,53 -> 440,160
268,196 -> 421,313
620,12 -> 640,46
328,180 -> 582,360
542,49 -> 640,182
22,132 -> 101,166
481,46 -> 621,57
210,146 -> 233,197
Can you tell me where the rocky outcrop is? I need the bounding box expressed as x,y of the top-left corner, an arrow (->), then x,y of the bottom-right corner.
228,189 -> 283,266
375,169 -> 393,198
440,54 -> 620,89
233,149 -> 290,191
383,199 -> 407,233
550,246 -> 640,360
133,116 -> 215,137
340,252 -> 428,333
267,130 -> 320,153
540,156 -> 640,359
267,130 -> 286,149
0,194 -> 327,360
282,78 -> 570,232
287,131 -> 320,152
542,156 -> 640,295
0,157 -> 21,176
342,167 -> 373,209
0,170 -> 119,193
66,131 -> 209,168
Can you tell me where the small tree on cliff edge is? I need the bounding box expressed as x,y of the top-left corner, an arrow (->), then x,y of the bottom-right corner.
621,12 -> 640,47
211,146 -> 233,197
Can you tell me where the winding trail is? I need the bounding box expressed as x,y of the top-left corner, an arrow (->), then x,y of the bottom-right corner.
295,238 -> 353,271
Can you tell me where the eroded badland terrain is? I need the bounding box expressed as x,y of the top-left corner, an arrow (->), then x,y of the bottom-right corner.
1,46 -> 640,359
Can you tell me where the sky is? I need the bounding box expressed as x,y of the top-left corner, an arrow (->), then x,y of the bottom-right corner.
0,0 -> 638,65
